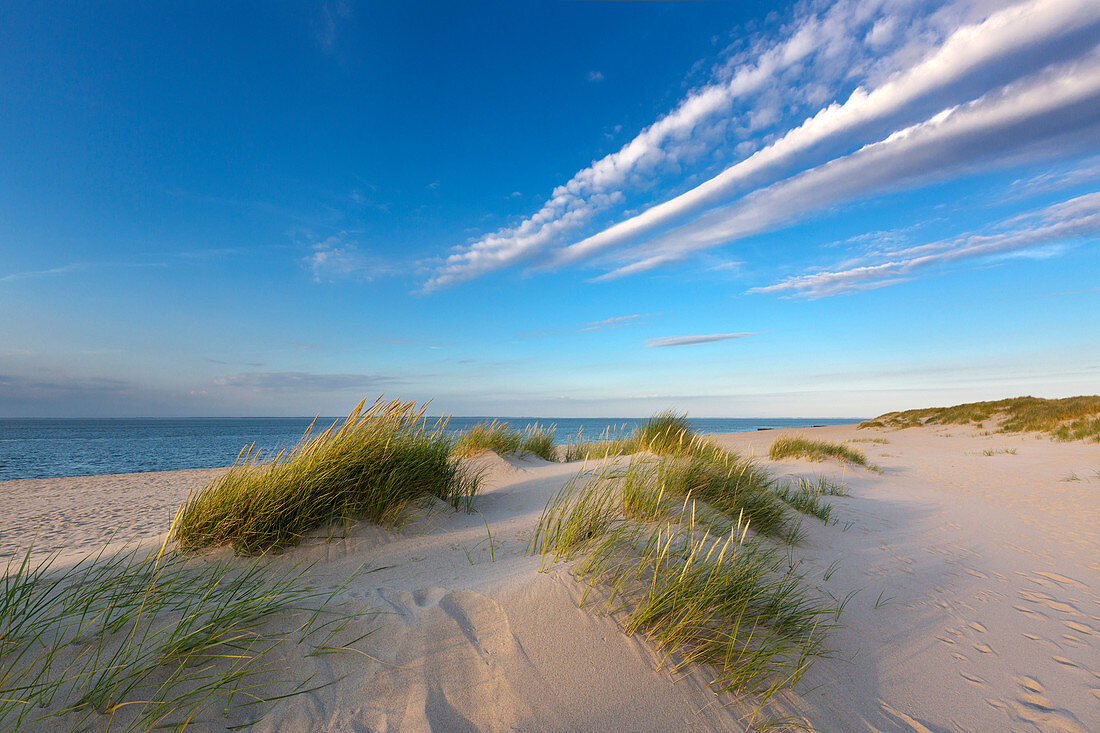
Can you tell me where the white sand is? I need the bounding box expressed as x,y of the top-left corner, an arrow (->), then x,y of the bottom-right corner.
2,426 -> 1097,731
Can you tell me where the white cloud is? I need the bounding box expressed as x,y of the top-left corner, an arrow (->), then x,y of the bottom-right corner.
558,0 -> 1100,267
646,332 -> 754,348
212,372 -> 390,393
306,233 -> 396,282
751,191 -> 1100,297
0,263 -> 86,283
587,70 -> 604,82
425,0 -> 1100,289
579,314 -> 649,332
596,50 -> 1100,278
426,0 -> 987,289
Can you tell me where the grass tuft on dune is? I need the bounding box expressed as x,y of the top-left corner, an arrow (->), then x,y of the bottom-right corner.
769,434 -> 872,468
531,461 -> 835,701
173,397 -> 480,554
453,420 -> 557,461
859,395 -> 1100,442
0,540 -> 369,732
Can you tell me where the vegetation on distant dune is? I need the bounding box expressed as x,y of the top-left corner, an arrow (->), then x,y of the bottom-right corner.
769,434 -> 872,469
453,420 -> 556,461
173,398 -> 480,554
859,395 -> 1100,442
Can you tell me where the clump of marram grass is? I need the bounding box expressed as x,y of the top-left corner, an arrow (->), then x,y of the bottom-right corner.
529,461 -> 835,706
561,425 -> 637,462
563,411 -> 728,464
0,539 -> 369,732
775,476 -> 849,523
769,434 -> 872,468
173,397 -> 480,554
648,455 -> 794,539
561,414 -> 847,540
454,420 -> 557,461
633,411 -> 693,454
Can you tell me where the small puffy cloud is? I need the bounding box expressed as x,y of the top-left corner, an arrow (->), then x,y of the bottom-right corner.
587,70 -> 605,82
645,332 -> 754,348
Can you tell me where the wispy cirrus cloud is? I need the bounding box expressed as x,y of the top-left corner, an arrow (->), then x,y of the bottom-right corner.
212,371 -> 390,393
1,261 -> 167,285
594,50 -> 1100,279
752,191 -> 1100,298
313,1 -> 353,53
646,333 -> 754,348
1,263 -> 87,283
305,233 -> 400,282
558,0 -> 1100,268
426,0 -> 1100,289
579,314 -> 651,332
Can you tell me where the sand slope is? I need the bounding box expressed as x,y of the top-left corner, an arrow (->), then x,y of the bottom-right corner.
2,426 -> 1097,731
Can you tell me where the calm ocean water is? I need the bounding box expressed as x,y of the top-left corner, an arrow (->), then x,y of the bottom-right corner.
0,416 -> 862,481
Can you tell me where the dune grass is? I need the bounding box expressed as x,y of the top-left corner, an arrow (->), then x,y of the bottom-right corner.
453,420 -> 557,461
173,398 -> 480,554
775,475 -> 850,523
560,431 -> 635,463
769,435 -> 871,468
0,539 -> 368,732
859,395 -> 1100,442
561,413 -> 860,540
563,411 -> 731,464
530,461 -> 834,704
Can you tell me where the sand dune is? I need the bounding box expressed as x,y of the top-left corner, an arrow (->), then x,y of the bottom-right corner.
2,425 -> 1097,731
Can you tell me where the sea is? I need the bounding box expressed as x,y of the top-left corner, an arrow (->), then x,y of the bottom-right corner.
0,416 -> 863,481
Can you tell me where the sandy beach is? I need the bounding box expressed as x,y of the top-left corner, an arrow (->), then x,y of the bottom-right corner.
3,423 -> 1098,731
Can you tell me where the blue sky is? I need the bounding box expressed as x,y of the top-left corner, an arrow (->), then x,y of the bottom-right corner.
1,0 -> 1098,418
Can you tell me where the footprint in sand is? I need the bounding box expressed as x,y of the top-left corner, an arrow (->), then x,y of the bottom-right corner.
960,670 -> 985,684
967,621 -> 987,633
1013,675 -> 1043,693
1033,571 -> 1087,589
1052,656 -> 1083,670
1007,691 -> 1089,733
1015,604 -> 1047,619
1064,620 -> 1097,636
973,643 -> 996,654
1018,590 -> 1082,616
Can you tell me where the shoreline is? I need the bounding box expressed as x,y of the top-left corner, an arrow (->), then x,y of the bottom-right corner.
0,417 -> 867,483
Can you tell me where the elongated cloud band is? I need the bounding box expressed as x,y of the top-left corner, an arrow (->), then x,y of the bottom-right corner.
646,333 -> 754,348
751,192 -> 1100,297
426,0 -> 1100,291
597,50 -> 1100,279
